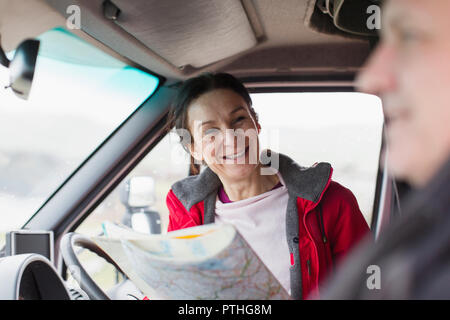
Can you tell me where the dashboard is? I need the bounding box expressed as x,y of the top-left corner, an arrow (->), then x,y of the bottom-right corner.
0,253 -> 70,300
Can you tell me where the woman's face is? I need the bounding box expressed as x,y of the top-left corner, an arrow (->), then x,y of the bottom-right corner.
187,88 -> 261,181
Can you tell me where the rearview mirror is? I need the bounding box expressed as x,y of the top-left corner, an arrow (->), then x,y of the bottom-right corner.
332,0 -> 379,36
0,38 -> 40,100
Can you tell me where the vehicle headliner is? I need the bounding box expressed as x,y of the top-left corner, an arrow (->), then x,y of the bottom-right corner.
0,0 -> 372,86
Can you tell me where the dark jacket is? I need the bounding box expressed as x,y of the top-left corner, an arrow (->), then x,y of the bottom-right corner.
320,158 -> 450,299
166,151 -> 370,299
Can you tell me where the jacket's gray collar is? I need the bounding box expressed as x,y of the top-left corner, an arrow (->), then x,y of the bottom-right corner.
276,151 -> 332,203
171,166 -> 221,211
171,151 -> 332,211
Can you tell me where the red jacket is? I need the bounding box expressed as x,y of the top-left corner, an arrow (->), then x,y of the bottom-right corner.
166,152 -> 370,299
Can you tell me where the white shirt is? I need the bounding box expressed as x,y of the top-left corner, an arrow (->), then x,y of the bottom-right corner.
214,174 -> 291,293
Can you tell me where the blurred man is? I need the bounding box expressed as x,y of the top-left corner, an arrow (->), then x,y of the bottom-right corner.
321,0 -> 450,299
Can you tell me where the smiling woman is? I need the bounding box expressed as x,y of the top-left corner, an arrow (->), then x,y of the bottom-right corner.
0,27 -> 159,241
165,72 -> 372,299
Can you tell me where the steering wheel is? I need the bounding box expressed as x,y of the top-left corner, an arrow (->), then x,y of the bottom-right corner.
60,232 -> 125,300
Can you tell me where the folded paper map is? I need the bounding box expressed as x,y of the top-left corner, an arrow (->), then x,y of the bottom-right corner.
92,222 -> 291,300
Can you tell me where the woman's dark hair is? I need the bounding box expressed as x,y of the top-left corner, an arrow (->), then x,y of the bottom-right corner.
167,72 -> 258,175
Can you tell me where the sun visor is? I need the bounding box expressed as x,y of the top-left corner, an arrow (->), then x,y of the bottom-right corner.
108,0 -> 258,68
304,0 -> 380,39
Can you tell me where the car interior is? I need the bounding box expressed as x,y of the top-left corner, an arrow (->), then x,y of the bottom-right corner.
0,0 -> 409,300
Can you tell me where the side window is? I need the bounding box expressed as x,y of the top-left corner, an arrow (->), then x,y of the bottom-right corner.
252,92 -> 383,225
69,132 -> 188,290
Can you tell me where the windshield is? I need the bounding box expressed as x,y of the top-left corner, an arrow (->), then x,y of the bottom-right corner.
0,27 -> 159,237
